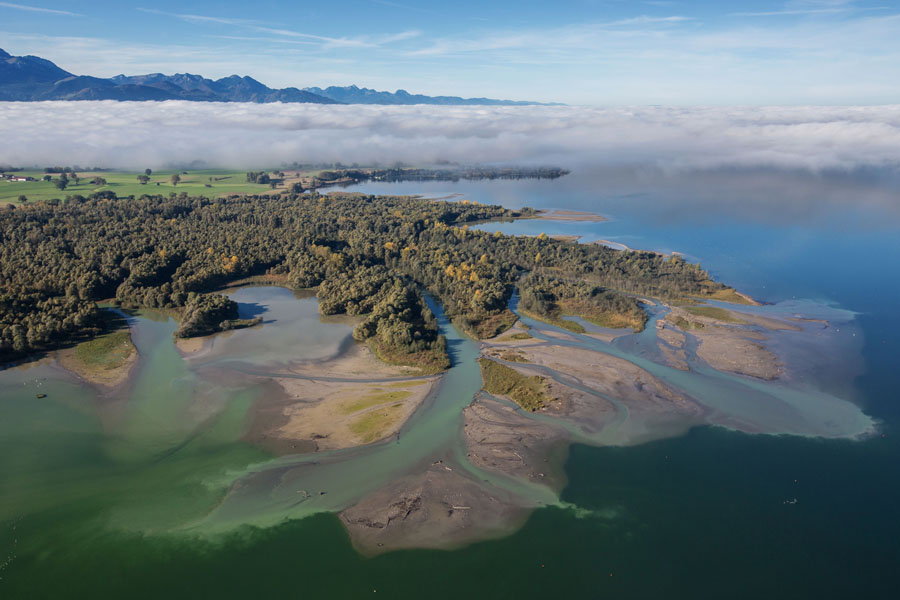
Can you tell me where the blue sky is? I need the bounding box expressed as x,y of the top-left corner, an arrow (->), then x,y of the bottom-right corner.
1,0 -> 898,104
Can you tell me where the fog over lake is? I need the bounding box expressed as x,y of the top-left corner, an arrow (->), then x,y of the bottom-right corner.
1,101 -> 899,172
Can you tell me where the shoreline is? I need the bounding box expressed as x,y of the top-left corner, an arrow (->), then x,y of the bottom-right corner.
533,209 -> 607,222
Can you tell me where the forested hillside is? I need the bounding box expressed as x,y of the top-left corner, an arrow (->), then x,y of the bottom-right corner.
0,191 -> 729,368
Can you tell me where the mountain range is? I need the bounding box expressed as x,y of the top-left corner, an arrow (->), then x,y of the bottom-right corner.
0,48 -> 551,106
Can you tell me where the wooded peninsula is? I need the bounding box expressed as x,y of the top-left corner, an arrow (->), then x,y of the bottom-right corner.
0,190 -> 732,369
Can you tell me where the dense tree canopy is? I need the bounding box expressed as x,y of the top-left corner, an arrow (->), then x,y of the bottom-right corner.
0,191 -> 732,369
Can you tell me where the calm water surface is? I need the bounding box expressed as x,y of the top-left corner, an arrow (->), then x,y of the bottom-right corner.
2,169 -> 899,598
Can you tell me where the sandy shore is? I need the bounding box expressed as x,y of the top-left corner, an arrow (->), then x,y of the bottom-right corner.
464,392 -> 569,491
665,305 -> 794,380
535,209 -> 607,222
174,335 -> 209,356
593,239 -> 668,256
246,344 -> 439,453
479,330 -> 704,450
656,319 -> 690,371
510,343 -> 703,423
56,337 -> 138,389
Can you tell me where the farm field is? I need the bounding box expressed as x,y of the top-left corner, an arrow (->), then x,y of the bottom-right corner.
0,169 -> 277,204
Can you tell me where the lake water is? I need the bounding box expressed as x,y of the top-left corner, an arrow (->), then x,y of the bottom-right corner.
2,169 -> 900,598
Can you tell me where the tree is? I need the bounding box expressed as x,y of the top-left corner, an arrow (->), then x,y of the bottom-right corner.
92,177 -> 107,186
55,179 -> 68,191
145,168 -> 152,176
170,174 -> 181,186
42,175 -> 51,182
17,195 -> 27,203
137,175 -> 150,184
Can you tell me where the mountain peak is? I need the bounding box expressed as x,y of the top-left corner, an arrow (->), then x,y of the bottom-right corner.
0,48 -> 553,106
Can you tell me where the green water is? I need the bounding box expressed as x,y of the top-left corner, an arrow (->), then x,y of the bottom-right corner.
1,280 -> 884,598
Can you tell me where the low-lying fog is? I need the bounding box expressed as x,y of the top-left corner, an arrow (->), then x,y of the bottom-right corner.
2,101 -> 899,172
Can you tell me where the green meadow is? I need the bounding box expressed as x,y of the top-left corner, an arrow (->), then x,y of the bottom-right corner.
0,169 -> 276,204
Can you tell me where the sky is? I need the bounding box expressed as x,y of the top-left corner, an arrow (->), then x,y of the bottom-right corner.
1,0 -> 899,104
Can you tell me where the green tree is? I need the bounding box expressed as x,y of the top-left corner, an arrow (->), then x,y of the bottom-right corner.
137,175 -> 150,184
145,168 -> 152,176
170,174 -> 181,186
17,195 -> 27,203
54,179 -> 68,191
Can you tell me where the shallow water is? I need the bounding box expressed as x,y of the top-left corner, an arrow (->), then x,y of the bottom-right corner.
3,169 -> 900,597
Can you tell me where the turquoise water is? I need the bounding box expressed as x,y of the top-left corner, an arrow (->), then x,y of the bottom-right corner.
3,169 -> 900,598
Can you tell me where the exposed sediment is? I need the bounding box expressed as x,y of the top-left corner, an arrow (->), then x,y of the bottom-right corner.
340,463 -> 533,555
246,344 -> 438,453
665,305 -> 795,380
463,392 -> 569,491
57,335 -> 138,389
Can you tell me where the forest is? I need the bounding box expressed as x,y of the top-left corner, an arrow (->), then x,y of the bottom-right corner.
0,190 -> 732,369
314,166 -> 569,185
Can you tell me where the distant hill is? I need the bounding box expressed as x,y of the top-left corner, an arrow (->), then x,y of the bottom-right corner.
302,85 -> 558,106
0,48 -> 553,105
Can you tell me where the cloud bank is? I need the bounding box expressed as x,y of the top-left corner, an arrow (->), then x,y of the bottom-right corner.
1,101 -> 899,171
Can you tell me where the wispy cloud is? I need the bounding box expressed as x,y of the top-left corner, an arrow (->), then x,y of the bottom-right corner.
371,0 -> 436,14
733,0 -> 887,17
0,2 -> 80,16
407,15 -> 693,57
732,8 -> 850,16
134,7 -> 420,51
135,8 -> 250,26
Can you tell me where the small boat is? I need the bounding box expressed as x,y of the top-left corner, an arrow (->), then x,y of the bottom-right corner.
36,393 -> 47,398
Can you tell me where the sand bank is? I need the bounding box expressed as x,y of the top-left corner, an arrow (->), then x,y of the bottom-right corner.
341,462 -> 533,555
247,344 -> 439,453
535,209 -> 607,222
57,333 -> 138,388
666,305 -> 791,380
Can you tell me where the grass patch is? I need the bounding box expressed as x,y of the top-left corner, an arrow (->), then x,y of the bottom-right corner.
508,332 -> 533,340
478,358 -> 550,412
1,169 -> 278,204
349,403 -> 405,443
368,340 -> 450,375
339,390 -> 411,415
684,306 -> 747,324
73,330 -> 134,369
670,316 -> 705,330
496,350 -> 528,363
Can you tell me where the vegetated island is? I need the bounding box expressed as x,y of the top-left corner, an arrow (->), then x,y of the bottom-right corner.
1,186 -> 857,553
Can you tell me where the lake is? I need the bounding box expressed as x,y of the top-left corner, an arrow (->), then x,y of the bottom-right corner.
2,168 -> 899,598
